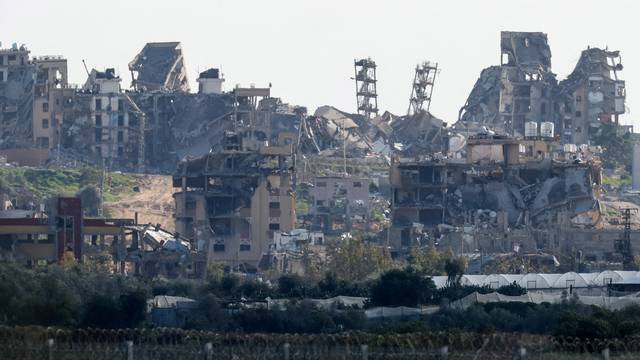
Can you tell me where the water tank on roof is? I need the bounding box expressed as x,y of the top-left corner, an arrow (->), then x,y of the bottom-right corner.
524,121 -> 538,138
540,122 -> 554,138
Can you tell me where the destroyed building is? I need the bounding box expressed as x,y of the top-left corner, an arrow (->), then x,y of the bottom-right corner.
0,194 -> 205,278
0,196 -> 125,264
389,111 -> 448,157
127,82 -> 300,172
456,31 -> 626,145
127,91 -> 234,171
389,133 -> 604,260
310,175 -> 370,234
173,116 -> 296,271
62,67 -> 300,172
457,32 -> 557,137
125,223 -> 206,278
32,55 -> 74,151
128,42 -> 190,92
59,68 -> 146,170
0,44 -> 36,149
298,106 -> 370,156
558,48 -> 626,144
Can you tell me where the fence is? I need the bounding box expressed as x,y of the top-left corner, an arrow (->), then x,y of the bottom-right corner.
1,326 -> 640,359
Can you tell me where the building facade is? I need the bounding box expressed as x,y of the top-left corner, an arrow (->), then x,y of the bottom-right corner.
173,133 -> 296,271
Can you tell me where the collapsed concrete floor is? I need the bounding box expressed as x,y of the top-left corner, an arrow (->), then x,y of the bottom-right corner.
387,134 -> 613,264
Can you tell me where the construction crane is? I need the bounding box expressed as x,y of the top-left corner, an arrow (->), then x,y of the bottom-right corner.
614,208 -> 638,270
407,61 -> 438,116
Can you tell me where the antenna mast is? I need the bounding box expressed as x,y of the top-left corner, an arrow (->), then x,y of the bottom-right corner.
407,61 -> 438,116
354,58 -> 379,121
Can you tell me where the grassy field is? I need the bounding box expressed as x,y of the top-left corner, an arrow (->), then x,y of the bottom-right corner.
602,174 -> 632,188
0,166 -> 136,202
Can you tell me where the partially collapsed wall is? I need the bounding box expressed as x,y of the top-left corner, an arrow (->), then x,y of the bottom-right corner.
130,92 -> 235,171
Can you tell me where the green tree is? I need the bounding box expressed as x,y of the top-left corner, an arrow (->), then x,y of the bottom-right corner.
82,295 -> 120,328
444,255 -> 467,286
77,185 -> 101,216
592,122 -> 634,171
496,282 -> 527,296
199,294 -> 230,330
278,274 -> 307,298
118,289 -> 148,328
370,267 -> 436,307
326,237 -> 392,282
408,246 -> 447,275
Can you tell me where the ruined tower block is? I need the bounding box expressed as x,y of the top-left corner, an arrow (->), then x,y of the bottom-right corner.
500,31 -> 552,70
354,58 -> 378,121
0,44 -> 37,148
32,55 -> 74,151
128,42 -> 190,92
173,143 -> 296,271
457,32 -> 557,137
558,48 -> 625,145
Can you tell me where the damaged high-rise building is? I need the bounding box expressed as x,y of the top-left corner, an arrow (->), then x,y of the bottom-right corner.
457,32 -> 557,137
128,42 -> 190,92
456,31 -> 626,145
173,130 -> 296,271
0,44 -> 36,149
58,68 -> 146,170
557,48 -> 625,144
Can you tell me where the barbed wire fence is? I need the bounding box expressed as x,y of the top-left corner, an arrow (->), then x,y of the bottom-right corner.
1,326 -> 639,359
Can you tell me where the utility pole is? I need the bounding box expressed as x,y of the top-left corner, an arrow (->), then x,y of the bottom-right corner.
615,208 -> 638,270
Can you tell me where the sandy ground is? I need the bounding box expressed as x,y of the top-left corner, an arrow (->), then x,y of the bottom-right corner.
104,174 -> 176,232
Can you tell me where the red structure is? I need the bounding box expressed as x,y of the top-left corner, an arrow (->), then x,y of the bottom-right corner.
55,197 -> 83,260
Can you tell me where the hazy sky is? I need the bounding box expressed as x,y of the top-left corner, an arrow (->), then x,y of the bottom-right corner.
1,0 -> 638,127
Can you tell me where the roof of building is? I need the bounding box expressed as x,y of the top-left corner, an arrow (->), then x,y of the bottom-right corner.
152,295 -> 197,309
454,291 -> 640,311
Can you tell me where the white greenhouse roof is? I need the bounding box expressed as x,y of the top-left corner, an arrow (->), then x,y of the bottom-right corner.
431,271 -> 640,290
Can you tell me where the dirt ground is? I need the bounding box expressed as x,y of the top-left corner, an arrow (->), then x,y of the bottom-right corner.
600,195 -> 640,229
104,174 -> 176,232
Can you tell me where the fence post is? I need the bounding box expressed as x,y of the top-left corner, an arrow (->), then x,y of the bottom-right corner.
47,338 -> 54,360
283,342 -> 290,360
361,344 -> 368,360
125,340 -> 134,360
204,342 -> 213,360
601,347 -> 610,360
439,346 -> 448,360
517,346 -> 526,360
